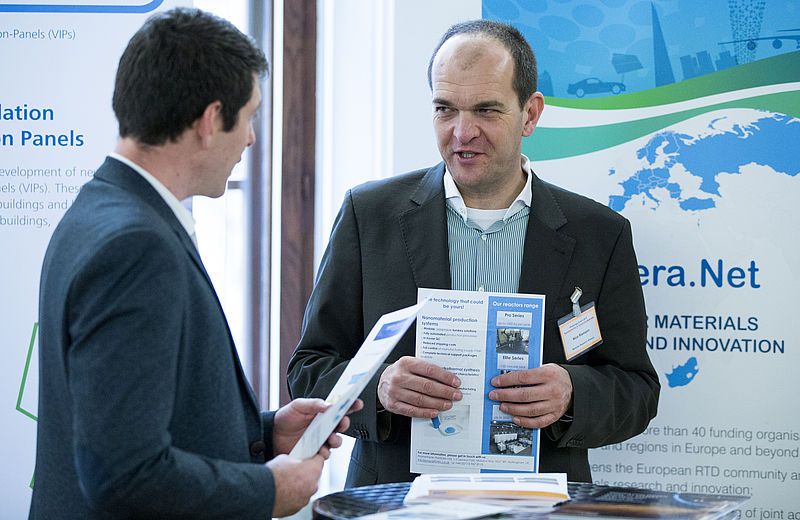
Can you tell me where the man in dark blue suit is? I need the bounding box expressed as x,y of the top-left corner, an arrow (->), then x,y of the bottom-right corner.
31,8 -> 357,519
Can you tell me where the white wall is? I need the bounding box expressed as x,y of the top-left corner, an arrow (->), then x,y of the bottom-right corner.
315,0 -> 481,268
390,1 -> 481,175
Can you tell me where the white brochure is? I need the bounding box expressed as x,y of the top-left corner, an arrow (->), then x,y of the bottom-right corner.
411,288 -> 545,474
290,300 -> 428,459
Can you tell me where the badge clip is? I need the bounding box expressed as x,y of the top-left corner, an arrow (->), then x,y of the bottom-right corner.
559,287 -> 603,361
570,287 -> 582,317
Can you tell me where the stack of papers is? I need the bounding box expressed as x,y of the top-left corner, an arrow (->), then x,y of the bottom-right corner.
352,500 -> 512,520
405,473 -> 569,508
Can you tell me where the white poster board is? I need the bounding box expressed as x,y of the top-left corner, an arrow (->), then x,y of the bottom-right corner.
0,1 -> 186,515
479,1 -> 800,516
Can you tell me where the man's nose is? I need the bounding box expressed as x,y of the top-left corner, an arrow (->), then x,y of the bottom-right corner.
453,113 -> 479,143
247,123 -> 256,147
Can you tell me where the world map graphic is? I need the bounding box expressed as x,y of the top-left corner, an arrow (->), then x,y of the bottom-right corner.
607,110 -> 800,213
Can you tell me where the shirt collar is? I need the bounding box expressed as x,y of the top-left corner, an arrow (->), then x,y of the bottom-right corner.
444,154 -> 533,222
108,152 -> 196,241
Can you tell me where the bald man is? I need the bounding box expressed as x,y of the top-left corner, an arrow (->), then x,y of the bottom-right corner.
288,19 -> 659,487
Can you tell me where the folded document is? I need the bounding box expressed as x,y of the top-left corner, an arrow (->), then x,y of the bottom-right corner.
289,300 -> 428,459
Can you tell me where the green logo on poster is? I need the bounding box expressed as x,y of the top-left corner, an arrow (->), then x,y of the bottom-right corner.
17,322 -> 37,488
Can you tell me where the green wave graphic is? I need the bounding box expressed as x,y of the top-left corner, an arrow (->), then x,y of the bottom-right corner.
526,90 -> 800,161
545,51 -> 800,109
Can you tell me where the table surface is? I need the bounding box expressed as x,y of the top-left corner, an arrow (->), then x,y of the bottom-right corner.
313,481 -> 747,520
313,481 -> 601,520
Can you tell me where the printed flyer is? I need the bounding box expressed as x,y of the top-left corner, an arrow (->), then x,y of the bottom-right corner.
410,288 -> 545,474
291,300 -> 427,459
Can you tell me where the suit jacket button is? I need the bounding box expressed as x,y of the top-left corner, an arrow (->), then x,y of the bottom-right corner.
249,440 -> 266,456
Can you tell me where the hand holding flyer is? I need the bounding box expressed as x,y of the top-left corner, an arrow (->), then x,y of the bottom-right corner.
411,288 -> 545,474
289,300 -> 428,459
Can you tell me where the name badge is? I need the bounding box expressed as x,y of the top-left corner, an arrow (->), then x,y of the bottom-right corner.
558,301 -> 603,361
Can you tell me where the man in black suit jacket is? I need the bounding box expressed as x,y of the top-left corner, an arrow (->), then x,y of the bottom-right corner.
288,20 -> 659,486
32,8 -> 357,519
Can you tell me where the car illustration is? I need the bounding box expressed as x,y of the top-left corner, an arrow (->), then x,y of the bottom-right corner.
567,77 -> 626,97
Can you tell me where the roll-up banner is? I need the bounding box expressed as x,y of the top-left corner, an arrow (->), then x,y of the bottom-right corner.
483,0 -> 799,516
0,1 -> 186,515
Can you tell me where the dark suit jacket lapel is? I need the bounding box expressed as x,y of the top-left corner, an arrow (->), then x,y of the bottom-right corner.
519,172 -> 576,321
95,157 -> 212,285
398,163 -> 451,290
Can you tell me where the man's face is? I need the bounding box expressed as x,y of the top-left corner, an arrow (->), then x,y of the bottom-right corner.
431,35 -> 542,208
201,79 -> 261,198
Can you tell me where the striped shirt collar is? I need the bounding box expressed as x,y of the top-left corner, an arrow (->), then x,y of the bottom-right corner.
444,154 -> 533,229
108,152 -> 197,242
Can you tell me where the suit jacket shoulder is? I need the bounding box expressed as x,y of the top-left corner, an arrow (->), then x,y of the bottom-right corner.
348,164 -> 444,214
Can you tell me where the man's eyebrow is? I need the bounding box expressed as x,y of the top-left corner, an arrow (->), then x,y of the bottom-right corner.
431,98 -> 507,111
472,100 -> 505,110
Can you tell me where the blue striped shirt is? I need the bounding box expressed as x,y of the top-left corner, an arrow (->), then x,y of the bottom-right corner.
445,155 -> 532,293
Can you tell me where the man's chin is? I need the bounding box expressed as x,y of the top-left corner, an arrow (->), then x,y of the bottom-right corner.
447,165 -> 484,185
201,182 -> 229,199
214,183 -> 230,198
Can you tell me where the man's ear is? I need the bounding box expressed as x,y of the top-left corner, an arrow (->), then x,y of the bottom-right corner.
196,100 -> 223,149
522,92 -> 544,137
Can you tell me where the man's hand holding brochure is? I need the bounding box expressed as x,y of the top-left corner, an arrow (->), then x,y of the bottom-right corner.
289,300 -> 429,459
411,288 -> 546,474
